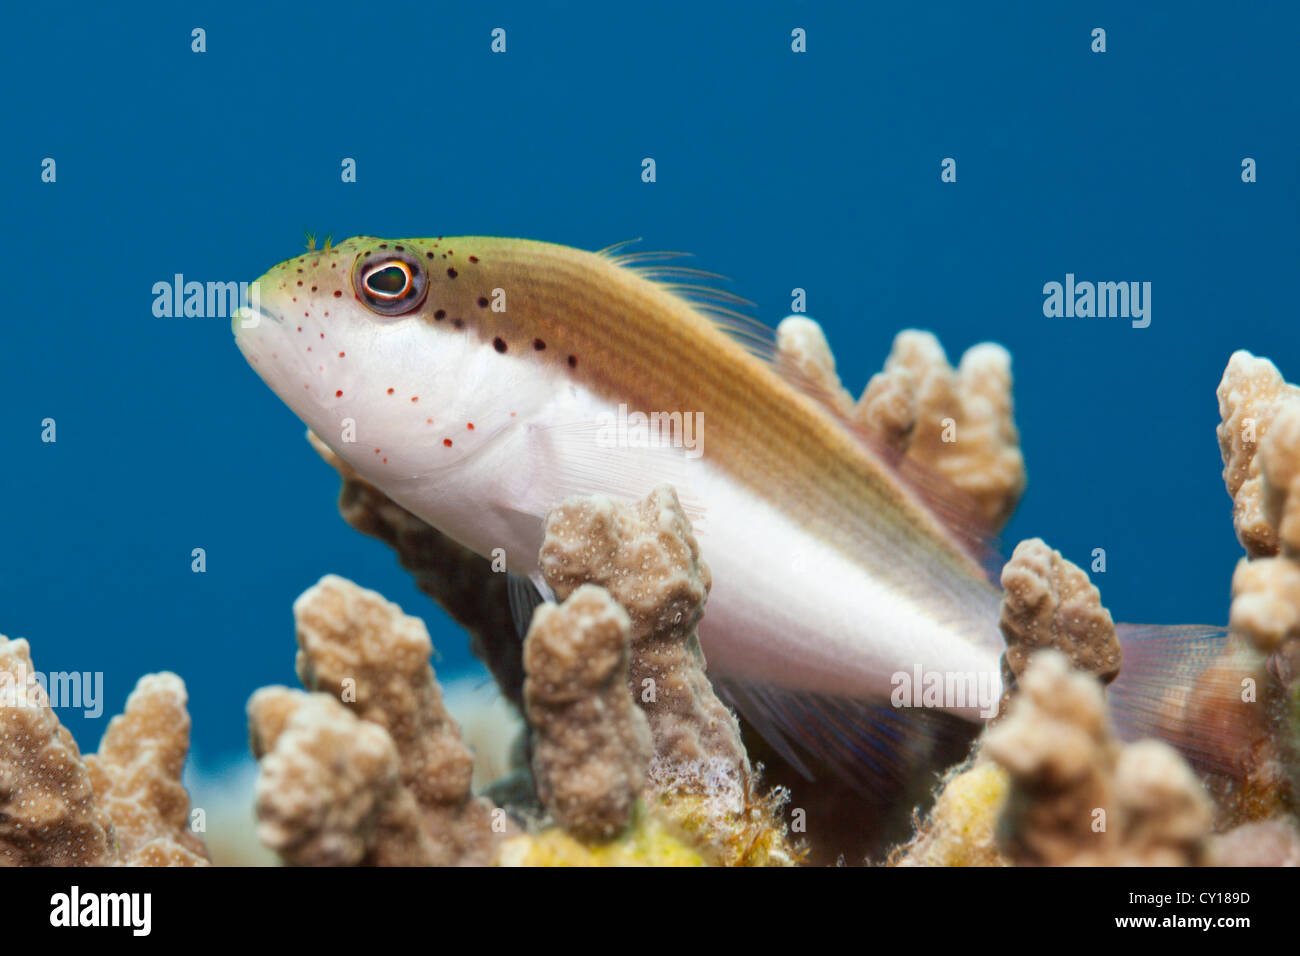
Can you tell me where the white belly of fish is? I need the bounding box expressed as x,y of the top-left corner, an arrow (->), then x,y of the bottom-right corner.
377,369 -> 1004,721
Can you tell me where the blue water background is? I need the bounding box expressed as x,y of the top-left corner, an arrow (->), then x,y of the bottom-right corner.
2,2 -> 1296,763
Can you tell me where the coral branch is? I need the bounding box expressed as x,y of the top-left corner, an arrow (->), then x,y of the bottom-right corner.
997,538 -> 1121,716
0,637 -> 115,866
537,485 -> 796,865
1217,350 -> 1300,558
1230,557 -> 1300,654
860,331 -> 1026,529
248,575 -> 508,866
775,320 -> 1026,529
0,636 -> 208,866
538,486 -> 748,800
523,584 -> 652,840
249,688 -> 436,866
775,316 -> 857,416
85,673 -> 209,866
985,651 -> 1212,866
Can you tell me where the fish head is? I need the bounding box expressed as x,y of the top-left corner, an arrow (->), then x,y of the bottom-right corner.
233,235 -> 532,482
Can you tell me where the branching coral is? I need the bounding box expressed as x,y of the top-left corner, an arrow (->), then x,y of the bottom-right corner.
893,645 -> 1228,868
246,566 -> 792,866
1227,392 -> 1300,661
775,320 -> 1026,529
538,485 -> 796,865
288,445 -> 796,864
539,487 -> 744,792
1261,401 -> 1300,556
1,637 -> 115,866
892,543 -> 1202,867
249,688 -> 441,866
774,316 -> 857,416
858,331 -> 1025,529
985,651 -> 1212,866
523,584 -> 651,841
1209,816 -> 1300,866
248,575 -> 507,866
85,673 -> 210,866
1218,352 -> 1300,817
1217,350 -> 1300,558
0,636 -> 208,866
232,344 -> 1296,868
997,538 -> 1121,716
1230,557 -> 1300,654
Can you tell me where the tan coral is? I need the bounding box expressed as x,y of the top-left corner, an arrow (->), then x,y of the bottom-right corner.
997,538 -> 1121,716
1229,557 -> 1300,654
0,636 -> 209,867
1217,350 -> 1300,557
772,320 -> 1025,526
539,487 -> 745,797
250,574 -> 508,865
984,651 -> 1212,867
0,636 -> 116,865
523,584 -> 652,840
1217,352 -> 1300,814
983,651 -> 1115,866
1109,740 -> 1213,867
857,331 -> 1025,528
290,449 -> 795,865
85,673 -> 209,866
538,486 -> 796,865
1261,401 -> 1300,557
891,653 -> 1218,868
858,365 -> 918,452
249,688 -> 437,866
1208,817 -> 1300,866
775,316 -> 856,416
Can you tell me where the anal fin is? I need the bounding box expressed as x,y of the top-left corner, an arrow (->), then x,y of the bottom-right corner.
713,677 -> 981,806
506,571 -> 551,641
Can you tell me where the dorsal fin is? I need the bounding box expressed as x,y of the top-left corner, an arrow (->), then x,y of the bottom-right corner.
600,240 -> 778,363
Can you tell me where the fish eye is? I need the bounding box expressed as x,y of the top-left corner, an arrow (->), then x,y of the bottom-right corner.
353,250 -> 428,316
365,263 -> 410,297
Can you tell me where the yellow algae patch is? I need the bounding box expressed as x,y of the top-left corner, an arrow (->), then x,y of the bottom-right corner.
652,790 -> 801,867
888,761 -> 1011,867
497,807 -> 704,867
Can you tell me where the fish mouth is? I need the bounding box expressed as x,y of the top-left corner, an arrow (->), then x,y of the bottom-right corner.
231,302 -> 307,388
231,304 -> 281,335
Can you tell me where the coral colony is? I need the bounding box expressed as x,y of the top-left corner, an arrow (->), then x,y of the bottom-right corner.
2,325 -> 1298,866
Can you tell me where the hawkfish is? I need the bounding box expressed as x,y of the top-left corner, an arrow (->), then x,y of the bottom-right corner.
232,236 -> 1231,788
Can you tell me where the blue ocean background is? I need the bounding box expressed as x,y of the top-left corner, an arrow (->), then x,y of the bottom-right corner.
2,2 -> 1296,768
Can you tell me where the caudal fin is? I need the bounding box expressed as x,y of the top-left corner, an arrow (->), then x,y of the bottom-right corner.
719,625 -> 1274,811
1107,624 -> 1273,780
